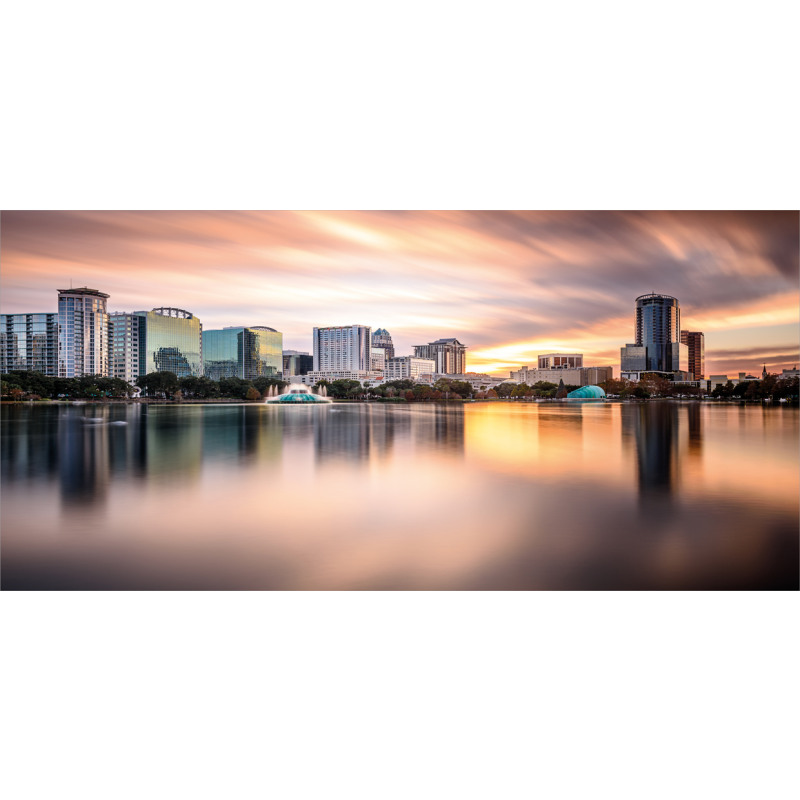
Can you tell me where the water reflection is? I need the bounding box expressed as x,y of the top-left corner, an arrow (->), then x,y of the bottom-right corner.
1,402 -> 797,590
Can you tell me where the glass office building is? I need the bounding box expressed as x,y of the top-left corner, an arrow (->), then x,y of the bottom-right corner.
137,308 -> 202,377
634,293 -> 683,373
203,326 -> 283,380
0,313 -> 59,375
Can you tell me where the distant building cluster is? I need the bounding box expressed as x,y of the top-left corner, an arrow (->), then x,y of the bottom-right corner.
510,353 -> 614,387
3,286 -> 793,391
1,287 -> 471,387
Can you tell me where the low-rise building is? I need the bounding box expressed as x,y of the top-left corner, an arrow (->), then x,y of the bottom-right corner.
283,350 -> 313,377
370,347 -> 386,374
384,356 -> 436,381
510,365 -> 613,386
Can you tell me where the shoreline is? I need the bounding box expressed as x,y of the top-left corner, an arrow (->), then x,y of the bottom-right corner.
1,397 -> 796,406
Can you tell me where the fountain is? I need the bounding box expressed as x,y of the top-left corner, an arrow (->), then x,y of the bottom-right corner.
266,383 -> 332,404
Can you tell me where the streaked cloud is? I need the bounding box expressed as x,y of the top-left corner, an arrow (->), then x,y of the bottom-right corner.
1,210 -> 797,376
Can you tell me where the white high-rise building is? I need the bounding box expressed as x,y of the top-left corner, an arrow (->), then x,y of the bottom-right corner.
57,287 -> 109,377
312,325 -> 372,373
109,312 -> 145,384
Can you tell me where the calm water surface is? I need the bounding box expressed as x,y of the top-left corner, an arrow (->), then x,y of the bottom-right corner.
2,401 -> 797,590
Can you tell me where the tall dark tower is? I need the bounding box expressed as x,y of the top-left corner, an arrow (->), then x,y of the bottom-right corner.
635,293 -> 681,373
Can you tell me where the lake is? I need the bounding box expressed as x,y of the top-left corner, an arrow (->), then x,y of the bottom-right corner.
1,401 -> 797,590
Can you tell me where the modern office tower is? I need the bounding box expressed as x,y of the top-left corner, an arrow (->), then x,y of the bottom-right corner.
371,328 -> 395,360
282,350 -> 313,377
57,287 -> 110,377
680,330 -> 705,379
202,326 -> 282,380
312,325 -> 372,373
413,338 -> 467,374
0,313 -> 59,375
109,313 -> 145,384
537,353 -> 583,369
634,293 -> 684,372
620,293 -> 687,379
139,307 -> 203,377
384,356 -> 436,381
370,346 -> 386,373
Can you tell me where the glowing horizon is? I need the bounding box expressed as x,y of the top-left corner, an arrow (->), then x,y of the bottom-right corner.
0,210 -> 797,377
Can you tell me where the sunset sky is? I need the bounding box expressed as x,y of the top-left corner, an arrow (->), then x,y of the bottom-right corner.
1,210 -> 797,377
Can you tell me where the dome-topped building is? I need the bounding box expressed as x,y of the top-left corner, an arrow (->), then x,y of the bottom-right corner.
567,385 -> 606,399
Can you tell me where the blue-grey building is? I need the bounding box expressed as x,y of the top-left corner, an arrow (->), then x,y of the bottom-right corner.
0,313 -> 59,375
621,293 -> 688,380
203,326 -> 282,380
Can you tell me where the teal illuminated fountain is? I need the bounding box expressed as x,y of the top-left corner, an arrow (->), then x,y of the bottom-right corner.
267,383 -> 332,404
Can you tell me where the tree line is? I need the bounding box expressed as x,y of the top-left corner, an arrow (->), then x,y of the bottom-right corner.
0,370 -> 289,402
5,369 -> 796,403
599,374 -> 799,401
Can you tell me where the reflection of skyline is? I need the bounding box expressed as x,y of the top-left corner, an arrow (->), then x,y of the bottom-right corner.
623,402 -> 704,502
624,403 -> 679,498
0,404 -> 470,505
2,402 -> 797,591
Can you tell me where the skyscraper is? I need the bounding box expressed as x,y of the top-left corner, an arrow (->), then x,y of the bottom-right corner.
371,328 -> 395,360
413,338 -> 467,374
312,325 -> 372,372
1,313 -> 59,375
202,326 -> 283,380
680,330 -> 705,379
57,287 -> 109,377
620,293 -> 686,379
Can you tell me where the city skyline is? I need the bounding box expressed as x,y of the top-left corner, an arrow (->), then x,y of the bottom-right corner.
1,210 -> 797,376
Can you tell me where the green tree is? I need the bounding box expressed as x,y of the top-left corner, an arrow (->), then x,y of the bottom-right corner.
327,379 -> 362,399
137,371 -> 180,398
495,382 -> 514,398
532,381 -> 557,398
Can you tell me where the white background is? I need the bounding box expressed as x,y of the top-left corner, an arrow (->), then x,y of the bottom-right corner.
1,1 -> 798,798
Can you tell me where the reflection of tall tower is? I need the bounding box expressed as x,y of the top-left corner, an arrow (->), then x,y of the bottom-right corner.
314,406 -> 371,462
407,406 -> 466,454
685,403 -> 702,457
58,410 -> 110,507
623,403 -> 679,497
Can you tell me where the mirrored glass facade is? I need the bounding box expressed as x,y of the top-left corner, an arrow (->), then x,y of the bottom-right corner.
140,308 -> 202,378
1,313 -> 59,375
635,294 -> 681,373
203,327 -> 283,380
